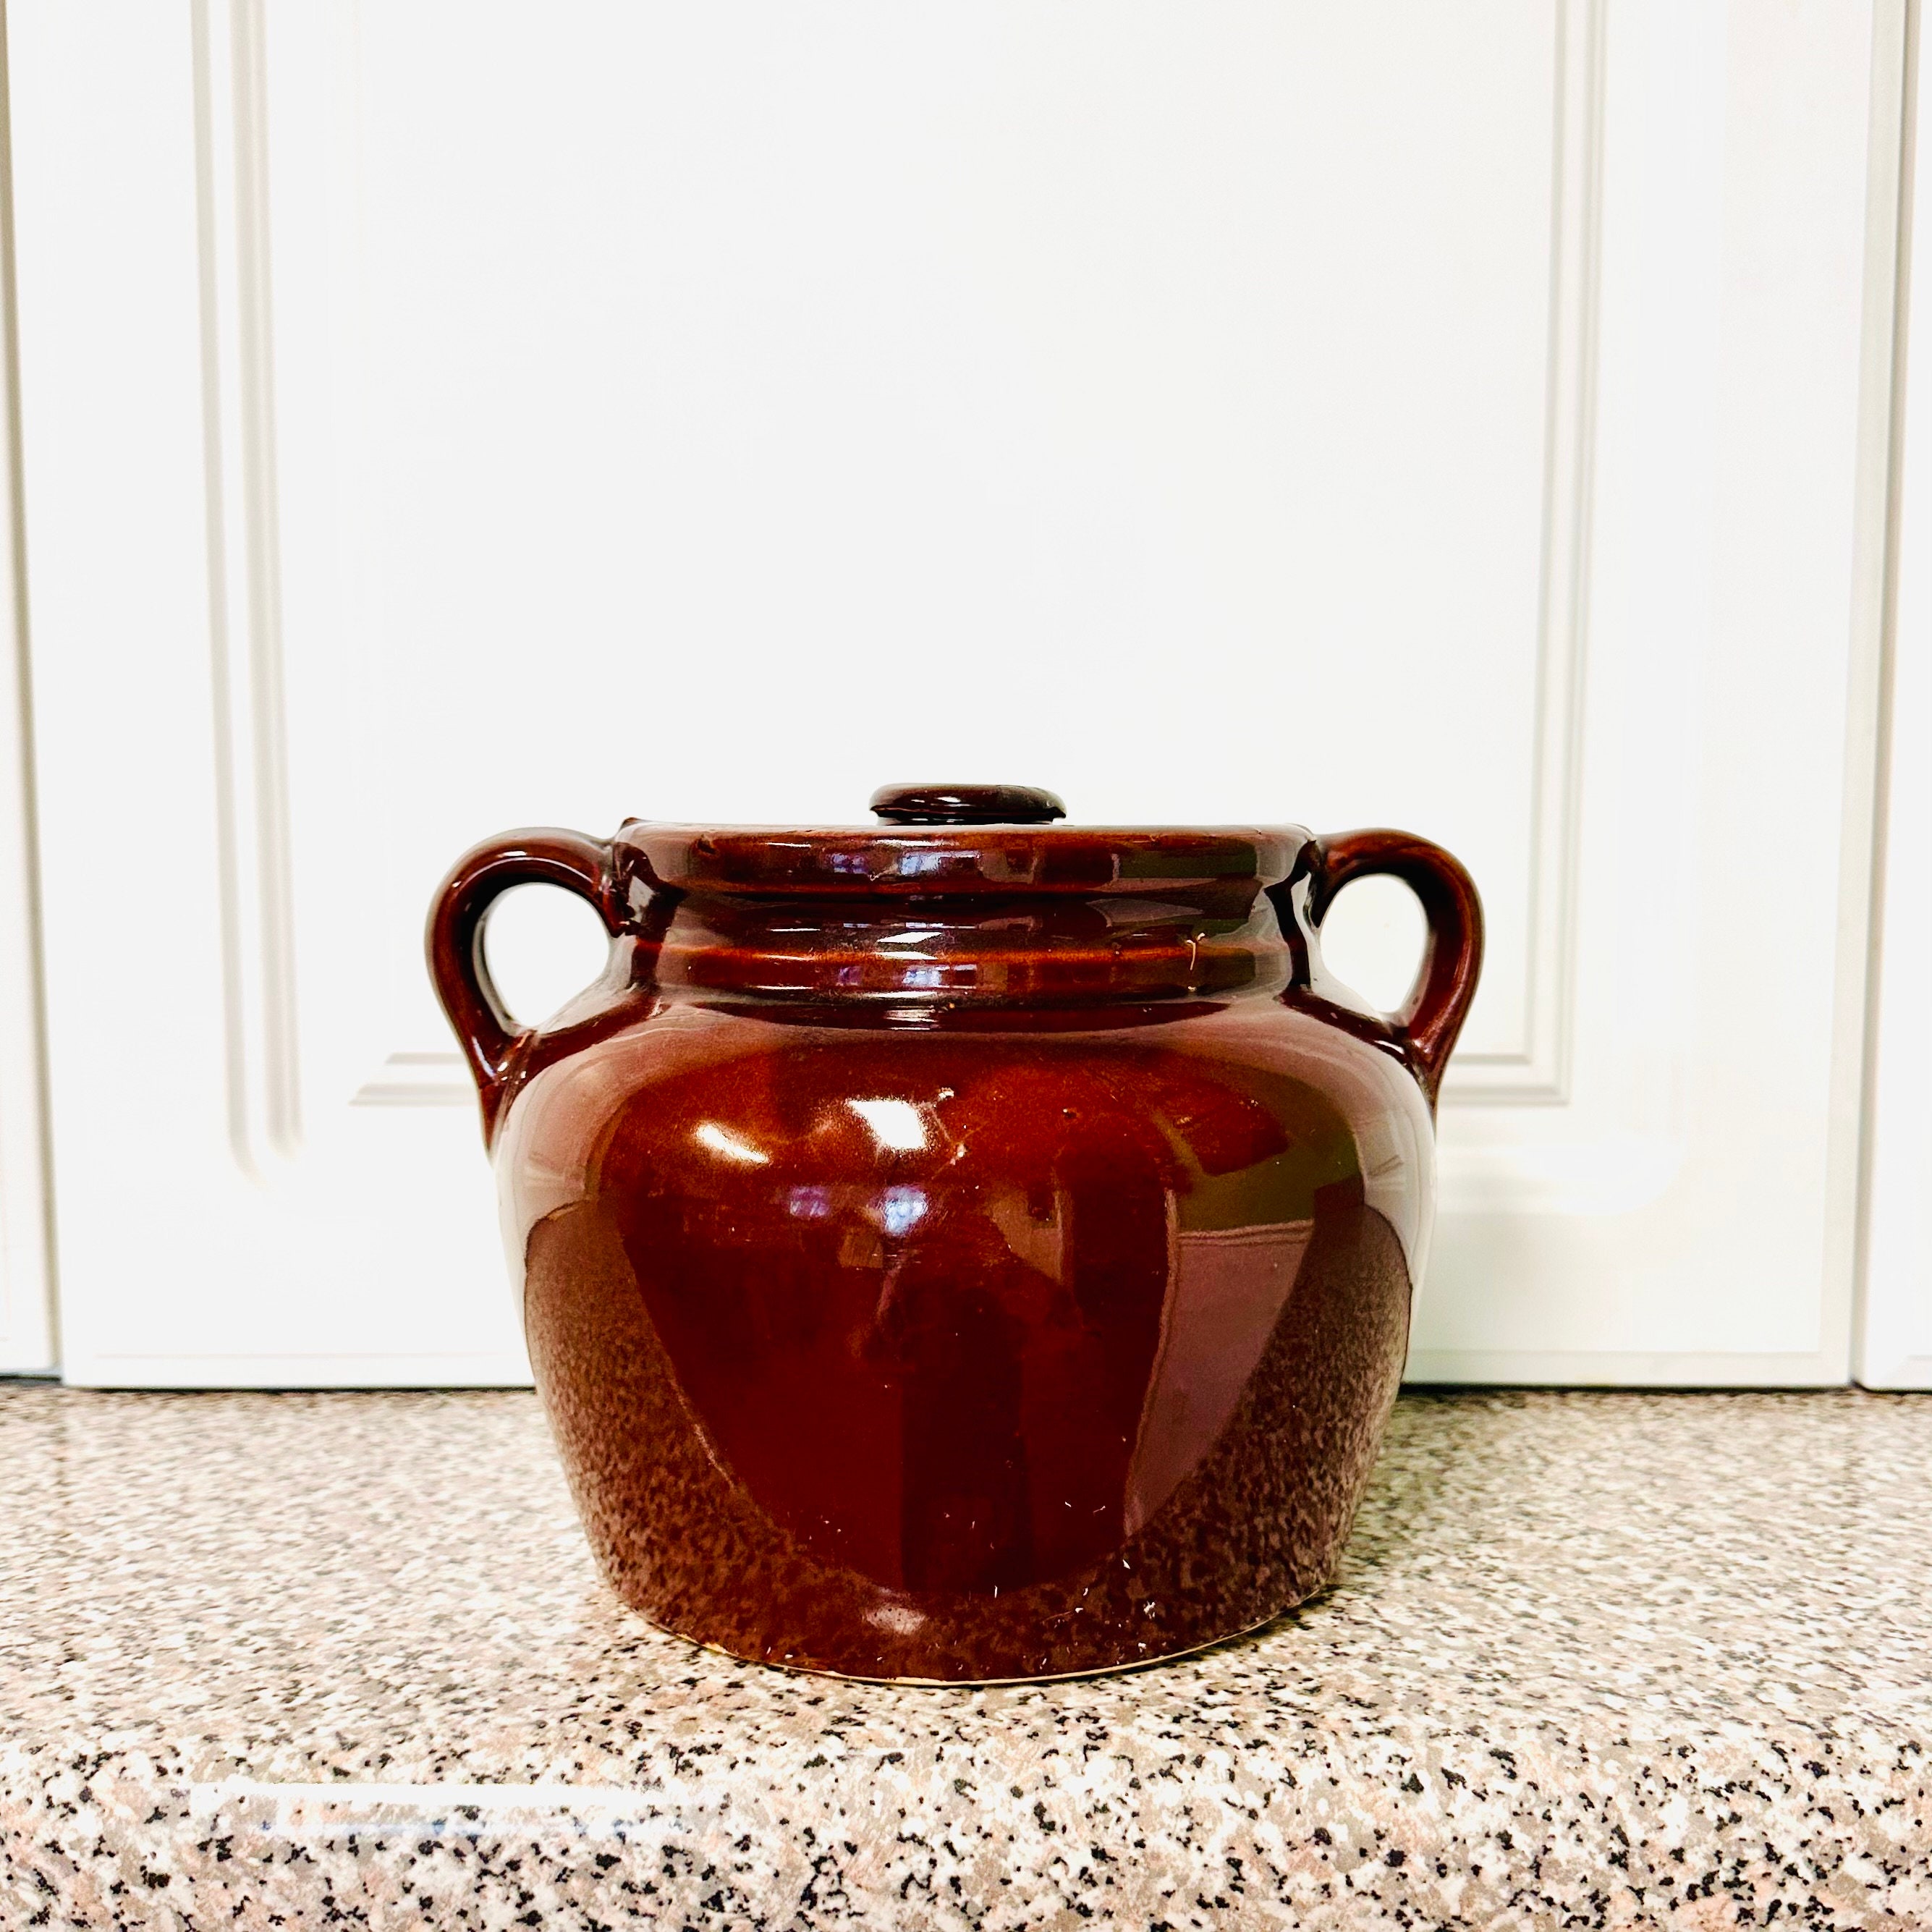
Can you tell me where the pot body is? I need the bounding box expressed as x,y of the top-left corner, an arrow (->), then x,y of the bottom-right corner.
429,805 -> 1481,1682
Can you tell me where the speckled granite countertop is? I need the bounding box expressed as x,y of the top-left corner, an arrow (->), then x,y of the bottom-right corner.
0,1386 -> 1927,1930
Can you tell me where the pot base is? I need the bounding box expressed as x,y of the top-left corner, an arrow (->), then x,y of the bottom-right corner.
662,1603 -> 1310,1688
523,1143 -> 1411,1685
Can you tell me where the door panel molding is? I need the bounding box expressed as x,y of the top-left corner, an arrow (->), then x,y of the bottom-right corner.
361,0 -> 1606,1114
0,0 -> 53,1375
1444,0 -> 1600,1108
194,0 -> 302,1176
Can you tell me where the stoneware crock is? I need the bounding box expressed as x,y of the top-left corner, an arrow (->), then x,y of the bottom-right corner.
428,784 -> 1481,1683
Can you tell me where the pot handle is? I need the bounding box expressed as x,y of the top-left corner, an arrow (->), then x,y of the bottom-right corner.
1305,829 -> 1484,1112
425,828 -> 624,1145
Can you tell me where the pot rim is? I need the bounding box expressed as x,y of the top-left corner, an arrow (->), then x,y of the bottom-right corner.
619,821 -> 1312,899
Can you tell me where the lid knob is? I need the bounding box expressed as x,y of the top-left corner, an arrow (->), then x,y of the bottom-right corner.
870,782 -> 1068,826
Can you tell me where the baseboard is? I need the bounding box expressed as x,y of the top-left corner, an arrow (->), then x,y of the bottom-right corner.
59,1352 -> 536,1391
1404,1347 -> 1848,1389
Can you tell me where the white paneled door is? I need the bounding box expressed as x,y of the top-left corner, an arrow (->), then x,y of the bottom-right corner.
4,1 -> 1902,1385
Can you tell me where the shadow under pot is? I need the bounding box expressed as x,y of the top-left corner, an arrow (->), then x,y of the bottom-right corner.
427,781 -> 1482,1683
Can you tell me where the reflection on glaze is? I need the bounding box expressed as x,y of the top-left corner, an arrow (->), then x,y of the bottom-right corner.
692,1122 -> 767,1166
847,1098 -> 930,1152
1126,1220 -> 1315,1536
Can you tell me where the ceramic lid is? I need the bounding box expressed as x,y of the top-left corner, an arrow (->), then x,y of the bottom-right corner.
617,784 -> 1308,897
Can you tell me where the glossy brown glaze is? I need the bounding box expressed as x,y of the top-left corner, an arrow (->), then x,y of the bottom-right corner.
428,792 -> 1482,1682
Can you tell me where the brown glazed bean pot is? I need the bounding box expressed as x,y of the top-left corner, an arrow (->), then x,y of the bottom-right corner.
428,784 -> 1481,1683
